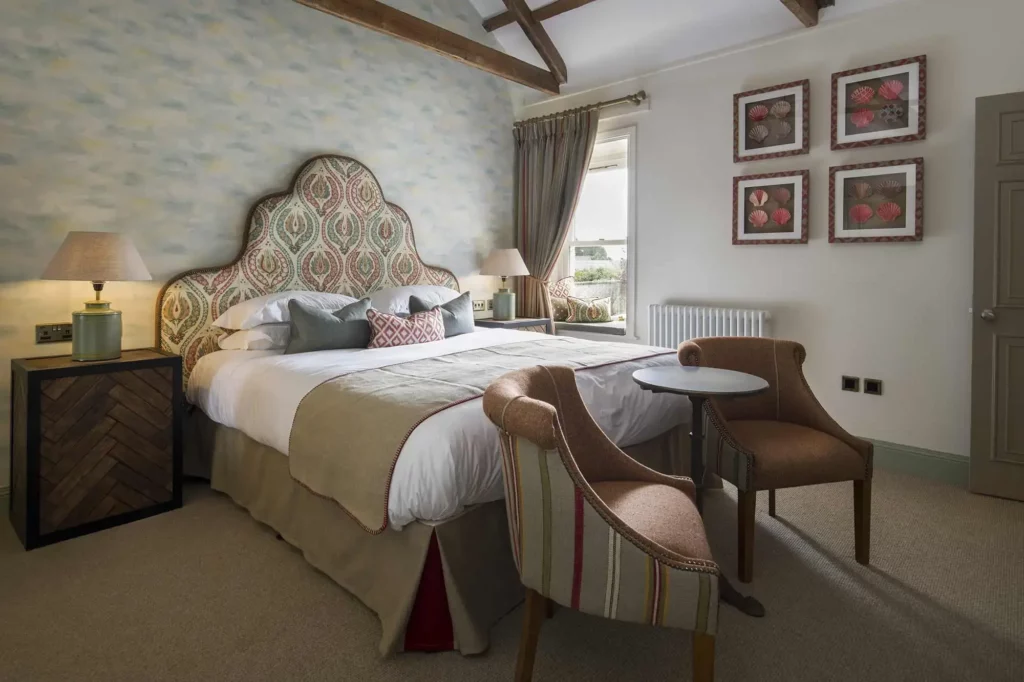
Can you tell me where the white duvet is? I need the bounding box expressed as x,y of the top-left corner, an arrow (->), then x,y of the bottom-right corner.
188,329 -> 690,529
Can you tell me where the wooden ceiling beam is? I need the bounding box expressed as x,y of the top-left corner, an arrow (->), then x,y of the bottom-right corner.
295,0 -> 560,94
501,0 -> 567,84
484,0 -> 600,32
779,0 -> 820,27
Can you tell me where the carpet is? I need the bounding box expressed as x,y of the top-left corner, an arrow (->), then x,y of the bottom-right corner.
1,469 -> 1021,681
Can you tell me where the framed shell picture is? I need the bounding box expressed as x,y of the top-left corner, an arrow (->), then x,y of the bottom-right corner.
829,158 -> 924,243
734,79 -> 810,162
733,170 -> 809,245
831,55 -> 926,150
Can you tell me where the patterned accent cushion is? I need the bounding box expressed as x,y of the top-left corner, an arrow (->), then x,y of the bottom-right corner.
367,308 -> 445,349
549,276 -> 575,299
551,297 -> 569,322
566,296 -> 612,323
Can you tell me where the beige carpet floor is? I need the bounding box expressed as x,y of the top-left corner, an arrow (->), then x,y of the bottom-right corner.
1,469 -> 1022,682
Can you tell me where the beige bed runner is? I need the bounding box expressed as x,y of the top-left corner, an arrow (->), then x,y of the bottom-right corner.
288,337 -> 672,534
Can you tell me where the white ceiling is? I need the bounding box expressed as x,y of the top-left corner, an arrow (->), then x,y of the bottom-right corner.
468,0 -> 904,103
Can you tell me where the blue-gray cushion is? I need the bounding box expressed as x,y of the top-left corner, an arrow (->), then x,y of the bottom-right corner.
408,291 -> 474,337
285,298 -> 371,354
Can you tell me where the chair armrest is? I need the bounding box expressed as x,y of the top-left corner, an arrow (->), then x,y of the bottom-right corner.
548,366 -> 698,502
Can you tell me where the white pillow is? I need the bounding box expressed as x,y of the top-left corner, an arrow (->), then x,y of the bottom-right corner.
368,285 -> 461,315
213,291 -> 358,330
219,321 -> 292,348
218,324 -> 291,351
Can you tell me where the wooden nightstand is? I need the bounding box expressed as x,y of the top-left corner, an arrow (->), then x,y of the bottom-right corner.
9,349 -> 183,550
474,317 -> 554,335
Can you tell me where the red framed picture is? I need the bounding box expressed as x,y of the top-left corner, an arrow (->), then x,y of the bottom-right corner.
828,158 -> 924,243
733,80 -> 810,163
733,170 -> 810,245
831,55 -> 926,150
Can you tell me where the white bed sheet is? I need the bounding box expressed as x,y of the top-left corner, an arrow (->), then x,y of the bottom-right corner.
188,329 -> 690,529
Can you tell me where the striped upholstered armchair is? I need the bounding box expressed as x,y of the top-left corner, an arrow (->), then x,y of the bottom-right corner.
483,365 -> 720,682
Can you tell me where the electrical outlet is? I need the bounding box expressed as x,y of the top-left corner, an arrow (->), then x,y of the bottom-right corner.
487,299 -> 493,310
864,378 -> 883,396
472,299 -> 486,312
36,323 -> 73,344
841,376 -> 860,392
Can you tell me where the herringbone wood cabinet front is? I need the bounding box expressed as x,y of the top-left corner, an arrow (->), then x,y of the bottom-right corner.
9,349 -> 182,549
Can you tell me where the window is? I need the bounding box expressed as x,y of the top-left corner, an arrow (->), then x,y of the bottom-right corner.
562,128 -> 635,333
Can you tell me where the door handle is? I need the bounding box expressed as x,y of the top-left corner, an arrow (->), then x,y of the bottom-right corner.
980,309 -> 996,321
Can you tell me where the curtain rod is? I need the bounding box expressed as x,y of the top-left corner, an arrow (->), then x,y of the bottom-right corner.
513,90 -> 647,127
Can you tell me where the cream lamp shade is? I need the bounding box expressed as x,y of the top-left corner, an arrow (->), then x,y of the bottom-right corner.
42,231 -> 152,283
480,248 -> 529,322
41,231 -> 151,362
480,248 -> 530,279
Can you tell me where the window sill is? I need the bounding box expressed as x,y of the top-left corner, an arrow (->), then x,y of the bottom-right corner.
555,321 -> 627,336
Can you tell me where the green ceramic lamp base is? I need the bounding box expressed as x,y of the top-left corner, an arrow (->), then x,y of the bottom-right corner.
71,281 -> 122,362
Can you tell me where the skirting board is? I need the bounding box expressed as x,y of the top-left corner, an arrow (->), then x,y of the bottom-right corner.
869,439 -> 969,488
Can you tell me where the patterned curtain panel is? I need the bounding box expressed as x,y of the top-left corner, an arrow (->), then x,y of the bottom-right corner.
513,108 -> 599,319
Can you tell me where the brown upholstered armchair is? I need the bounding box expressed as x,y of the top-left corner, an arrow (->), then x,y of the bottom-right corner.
483,365 -> 720,682
679,338 -> 873,583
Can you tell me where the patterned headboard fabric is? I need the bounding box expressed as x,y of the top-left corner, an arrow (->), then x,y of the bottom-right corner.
157,155 -> 458,385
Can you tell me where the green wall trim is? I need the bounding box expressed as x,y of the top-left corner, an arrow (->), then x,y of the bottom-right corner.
869,439 -> 969,488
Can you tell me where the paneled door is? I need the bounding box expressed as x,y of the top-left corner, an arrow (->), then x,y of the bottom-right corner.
971,92 -> 1024,501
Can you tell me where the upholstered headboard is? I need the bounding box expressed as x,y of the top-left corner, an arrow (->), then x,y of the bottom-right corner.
157,154 -> 458,384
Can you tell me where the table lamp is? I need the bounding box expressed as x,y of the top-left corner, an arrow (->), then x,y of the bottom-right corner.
480,248 -> 530,321
41,231 -> 152,362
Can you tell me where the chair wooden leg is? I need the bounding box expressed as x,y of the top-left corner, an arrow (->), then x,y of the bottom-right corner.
768,489 -> 776,517
515,589 -> 547,682
737,490 -> 756,583
693,632 -> 715,682
854,479 -> 871,565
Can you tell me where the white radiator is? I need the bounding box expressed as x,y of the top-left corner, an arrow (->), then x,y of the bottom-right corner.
648,304 -> 770,349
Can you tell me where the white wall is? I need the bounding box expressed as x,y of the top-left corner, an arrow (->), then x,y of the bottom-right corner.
521,0 -> 1024,456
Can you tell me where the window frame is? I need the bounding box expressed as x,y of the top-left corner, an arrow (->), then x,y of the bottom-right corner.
565,125 -> 637,339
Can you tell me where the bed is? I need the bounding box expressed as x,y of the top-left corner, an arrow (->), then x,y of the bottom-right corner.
157,155 -> 692,655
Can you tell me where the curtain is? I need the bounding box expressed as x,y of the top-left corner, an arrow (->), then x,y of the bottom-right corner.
513,107 -> 599,319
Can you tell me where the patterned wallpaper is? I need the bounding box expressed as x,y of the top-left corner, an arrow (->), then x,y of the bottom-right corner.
0,0 -> 515,488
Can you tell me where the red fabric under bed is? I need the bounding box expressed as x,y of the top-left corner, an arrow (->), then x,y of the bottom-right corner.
404,531 -> 455,652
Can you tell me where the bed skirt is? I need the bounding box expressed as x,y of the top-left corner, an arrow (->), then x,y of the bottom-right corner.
185,409 -> 689,656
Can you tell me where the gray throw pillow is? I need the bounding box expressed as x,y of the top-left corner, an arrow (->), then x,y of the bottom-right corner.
285,298 -> 371,354
408,291 -> 474,338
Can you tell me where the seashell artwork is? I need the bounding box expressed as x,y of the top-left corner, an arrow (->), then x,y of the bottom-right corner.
850,86 -> 875,105
772,187 -> 791,204
852,182 -> 873,199
748,104 -> 769,122
771,208 -> 792,226
876,201 -> 903,222
748,210 -> 769,228
749,189 -> 769,206
850,108 -> 875,129
880,103 -> 904,124
776,121 -> 793,139
770,100 -> 792,119
875,179 -> 903,196
849,203 -> 874,224
748,124 -> 770,143
878,79 -> 905,100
